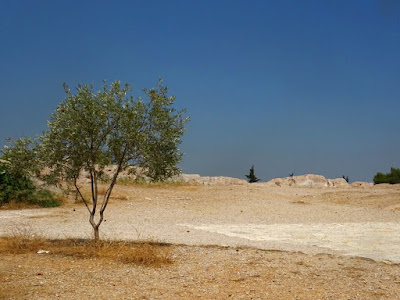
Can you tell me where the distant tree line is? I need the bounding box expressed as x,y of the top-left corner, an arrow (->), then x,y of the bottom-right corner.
373,167 -> 400,184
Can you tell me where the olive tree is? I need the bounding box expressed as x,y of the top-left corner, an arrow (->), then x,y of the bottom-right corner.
16,79 -> 188,240
2,137 -> 38,174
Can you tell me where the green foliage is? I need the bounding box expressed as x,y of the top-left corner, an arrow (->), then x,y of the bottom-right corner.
140,83 -> 188,181
1,79 -> 188,240
0,162 -> 61,207
2,79 -> 188,239
0,161 -> 35,204
1,137 -> 40,178
39,79 -> 188,185
373,168 -> 400,184
34,190 -> 62,207
245,165 -> 260,183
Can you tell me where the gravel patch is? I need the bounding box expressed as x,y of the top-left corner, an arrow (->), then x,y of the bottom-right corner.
1,184 -> 399,263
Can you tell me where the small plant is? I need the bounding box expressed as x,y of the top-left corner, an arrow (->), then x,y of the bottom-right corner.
373,167 -> 400,184
289,173 -> 294,177
342,175 -> 349,183
245,165 -> 260,183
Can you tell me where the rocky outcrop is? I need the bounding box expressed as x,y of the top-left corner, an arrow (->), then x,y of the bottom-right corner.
266,174 -> 349,188
76,166 -> 378,188
351,181 -> 374,188
171,174 -> 248,185
327,178 -> 350,187
77,167 -> 248,186
77,166 -> 146,184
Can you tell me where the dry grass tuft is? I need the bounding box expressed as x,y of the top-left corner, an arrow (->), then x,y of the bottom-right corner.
117,178 -> 198,189
292,200 -> 310,205
0,231 -> 172,266
116,177 -> 136,185
0,225 -> 47,254
117,241 -> 173,265
76,185 -> 131,203
97,186 -> 109,196
49,239 -> 173,266
137,181 -> 198,189
0,235 -> 47,254
0,201 -> 41,210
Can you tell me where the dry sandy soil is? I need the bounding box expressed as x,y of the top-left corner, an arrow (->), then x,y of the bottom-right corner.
1,183 -> 400,299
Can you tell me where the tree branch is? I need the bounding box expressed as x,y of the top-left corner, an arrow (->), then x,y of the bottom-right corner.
99,146 -> 127,215
90,171 -> 97,216
74,176 -> 91,214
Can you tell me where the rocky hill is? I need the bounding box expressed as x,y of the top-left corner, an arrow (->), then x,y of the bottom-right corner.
171,174 -> 248,185
266,174 -> 349,187
74,165 -> 374,187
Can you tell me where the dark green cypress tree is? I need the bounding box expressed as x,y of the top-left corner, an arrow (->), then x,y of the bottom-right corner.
245,165 -> 260,183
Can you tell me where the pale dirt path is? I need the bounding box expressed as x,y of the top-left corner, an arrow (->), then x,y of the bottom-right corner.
1,184 -> 399,262
182,222 -> 400,262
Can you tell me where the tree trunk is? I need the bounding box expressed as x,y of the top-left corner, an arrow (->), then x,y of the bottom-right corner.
89,212 -> 100,241
93,226 -> 100,241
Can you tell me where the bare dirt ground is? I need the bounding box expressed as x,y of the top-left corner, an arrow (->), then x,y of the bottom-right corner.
1,183 -> 400,299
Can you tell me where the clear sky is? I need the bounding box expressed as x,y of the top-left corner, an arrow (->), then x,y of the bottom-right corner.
1,0 -> 399,182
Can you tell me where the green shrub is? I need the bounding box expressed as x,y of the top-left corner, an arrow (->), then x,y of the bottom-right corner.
0,162 -> 61,207
32,190 -> 62,207
0,162 -> 35,205
373,167 -> 400,184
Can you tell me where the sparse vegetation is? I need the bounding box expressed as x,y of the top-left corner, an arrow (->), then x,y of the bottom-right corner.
130,179 -> 194,188
0,229 -> 172,266
116,177 -> 137,185
373,167 -> 400,184
342,175 -> 349,183
245,165 -> 260,183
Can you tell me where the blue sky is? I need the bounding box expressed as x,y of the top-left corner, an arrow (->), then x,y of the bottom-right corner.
1,0 -> 399,182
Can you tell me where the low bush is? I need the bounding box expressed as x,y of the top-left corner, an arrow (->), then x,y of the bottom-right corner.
373,167 -> 400,184
0,161 -> 35,204
33,190 -> 62,207
0,162 -> 62,207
